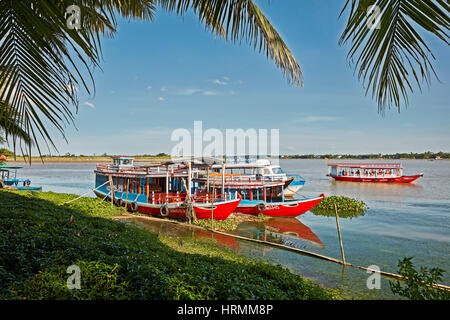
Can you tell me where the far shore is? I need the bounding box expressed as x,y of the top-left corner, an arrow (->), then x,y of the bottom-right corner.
5,156 -> 449,164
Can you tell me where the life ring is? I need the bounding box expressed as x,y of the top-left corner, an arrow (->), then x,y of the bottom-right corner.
257,202 -> 267,212
130,202 -> 138,212
374,178 -> 378,182
115,198 -> 123,207
26,180 -> 31,186
14,180 -> 18,186
389,178 -> 395,182
160,204 -> 169,217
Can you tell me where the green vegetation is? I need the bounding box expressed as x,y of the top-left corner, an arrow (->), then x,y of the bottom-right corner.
0,190 -> 339,300
311,196 -> 367,219
192,213 -> 270,232
389,257 -> 450,300
283,151 -> 450,160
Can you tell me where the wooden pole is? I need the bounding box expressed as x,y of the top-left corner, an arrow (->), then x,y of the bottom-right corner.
211,179 -> 216,229
334,203 -> 346,264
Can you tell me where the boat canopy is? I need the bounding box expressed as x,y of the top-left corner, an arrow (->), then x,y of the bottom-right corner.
327,163 -> 403,170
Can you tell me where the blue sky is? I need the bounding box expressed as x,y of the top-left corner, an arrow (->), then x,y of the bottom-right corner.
49,0 -> 449,155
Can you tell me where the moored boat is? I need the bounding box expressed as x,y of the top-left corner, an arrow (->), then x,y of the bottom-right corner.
94,157 -> 240,220
211,157 -> 306,197
0,165 -> 42,191
326,162 -> 423,183
193,171 -> 324,218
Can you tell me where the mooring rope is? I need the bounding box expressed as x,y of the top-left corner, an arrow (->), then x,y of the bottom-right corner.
60,180 -> 110,205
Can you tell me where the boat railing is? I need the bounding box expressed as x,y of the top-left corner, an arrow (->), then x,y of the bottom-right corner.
147,192 -> 235,204
148,192 -> 187,204
96,164 -> 186,175
201,175 -> 285,184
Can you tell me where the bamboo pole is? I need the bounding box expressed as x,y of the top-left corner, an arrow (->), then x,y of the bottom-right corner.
335,203 -> 346,265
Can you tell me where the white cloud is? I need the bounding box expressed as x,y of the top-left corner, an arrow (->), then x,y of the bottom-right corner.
147,85 -> 152,90
223,76 -> 230,81
212,79 -> 227,86
160,87 -> 168,92
82,102 -> 95,108
229,90 -> 237,95
203,91 -> 218,96
158,97 -> 165,101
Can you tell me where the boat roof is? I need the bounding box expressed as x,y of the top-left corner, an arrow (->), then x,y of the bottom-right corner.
328,163 -> 403,169
0,165 -> 23,169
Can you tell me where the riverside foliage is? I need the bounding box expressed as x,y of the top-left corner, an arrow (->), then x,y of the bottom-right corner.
310,196 -> 367,219
0,190 -> 339,300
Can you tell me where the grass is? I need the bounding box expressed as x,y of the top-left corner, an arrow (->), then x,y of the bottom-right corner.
311,196 -> 368,219
0,189 -> 342,300
191,213 -> 270,231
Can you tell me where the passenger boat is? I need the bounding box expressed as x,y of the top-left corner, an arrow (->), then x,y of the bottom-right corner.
327,162 -> 423,183
210,157 -> 306,197
94,157 -> 240,220
193,170 -> 324,218
0,165 -> 42,191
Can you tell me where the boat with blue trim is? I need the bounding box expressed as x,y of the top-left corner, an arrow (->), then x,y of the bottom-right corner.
0,165 -> 42,191
210,157 -> 306,197
193,166 -> 324,218
94,157 -> 241,220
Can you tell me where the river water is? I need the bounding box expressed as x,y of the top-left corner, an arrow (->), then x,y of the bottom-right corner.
9,159 -> 450,299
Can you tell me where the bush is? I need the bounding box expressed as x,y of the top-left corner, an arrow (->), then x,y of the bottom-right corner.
311,196 -> 367,218
389,257 -> 450,300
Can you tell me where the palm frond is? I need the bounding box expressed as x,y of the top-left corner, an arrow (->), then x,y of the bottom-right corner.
158,0 -> 302,86
0,0 -> 156,158
339,0 -> 449,112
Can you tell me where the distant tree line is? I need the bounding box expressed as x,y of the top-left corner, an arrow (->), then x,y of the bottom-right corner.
282,152 -> 450,160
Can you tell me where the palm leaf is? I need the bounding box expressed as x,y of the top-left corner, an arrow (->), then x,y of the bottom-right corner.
0,0 -> 155,158
339,0 -> 449,112
158,0 -> 303,86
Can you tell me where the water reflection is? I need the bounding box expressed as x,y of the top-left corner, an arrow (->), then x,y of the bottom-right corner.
327,180 -> 422,203
118,215 -> 323,252
232,218 -> 324,250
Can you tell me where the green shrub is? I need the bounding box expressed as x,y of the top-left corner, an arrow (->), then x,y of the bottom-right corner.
389,257 -> 450,300
311,196 -> 367,218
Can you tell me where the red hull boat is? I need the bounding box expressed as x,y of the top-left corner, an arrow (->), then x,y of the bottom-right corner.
327,162 -> 423,184
328,174 -> 423,183
235,194 -> 325,217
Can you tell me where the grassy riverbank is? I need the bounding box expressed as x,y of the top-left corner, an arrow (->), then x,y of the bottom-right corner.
0,190 -> 342,300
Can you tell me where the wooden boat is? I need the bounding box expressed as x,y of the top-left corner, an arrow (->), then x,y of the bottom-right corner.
206,157 -> 306,198
94,157 -> 240,220
327,162 -> 423,183
193,171 -> 324,218
0,165 -> 42,191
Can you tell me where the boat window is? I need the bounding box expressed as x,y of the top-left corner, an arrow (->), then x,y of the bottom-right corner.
273,167 -> 284,174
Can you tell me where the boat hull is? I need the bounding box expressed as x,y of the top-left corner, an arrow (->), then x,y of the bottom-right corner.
94,190 -> 240,220
328,174 -> 423,183
235,194 -> 324,218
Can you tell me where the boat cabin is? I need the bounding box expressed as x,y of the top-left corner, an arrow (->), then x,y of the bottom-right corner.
328,163 -> 403,178
111,157 -> 135,168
